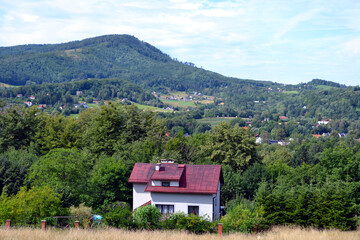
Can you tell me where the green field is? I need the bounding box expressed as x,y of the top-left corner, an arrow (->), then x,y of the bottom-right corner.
133,103 -> 172,112
315,85 -> 335,90
162,99 -> 196,108
87,103 -> 99,108
283,90 -> 299,94
197,117 -> 236,127
0,82 -> 19,88
356,108 -> 360,112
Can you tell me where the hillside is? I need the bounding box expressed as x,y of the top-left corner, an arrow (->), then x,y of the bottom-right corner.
0,35 -> 359,120
0,34 -> 276,92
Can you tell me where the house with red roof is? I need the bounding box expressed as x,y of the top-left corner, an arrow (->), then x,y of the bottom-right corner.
128,160 -> 223,221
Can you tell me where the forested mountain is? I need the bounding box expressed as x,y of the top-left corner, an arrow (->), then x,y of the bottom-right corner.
0,34 -> 275,92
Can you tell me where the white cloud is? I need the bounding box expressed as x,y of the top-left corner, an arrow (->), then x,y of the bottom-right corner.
341,37 -> 360,56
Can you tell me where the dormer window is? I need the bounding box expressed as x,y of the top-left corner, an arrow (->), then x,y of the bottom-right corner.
162,181 -> 170,187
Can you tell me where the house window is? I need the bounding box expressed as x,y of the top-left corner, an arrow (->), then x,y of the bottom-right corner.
156,204 -> 174,214
188,206 -> 199,215
162,181 -> 170,187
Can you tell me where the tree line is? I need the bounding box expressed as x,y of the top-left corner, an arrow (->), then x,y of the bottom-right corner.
0,102 -> 359,231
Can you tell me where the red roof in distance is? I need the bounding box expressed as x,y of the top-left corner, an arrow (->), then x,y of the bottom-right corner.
128,163 -> 222,195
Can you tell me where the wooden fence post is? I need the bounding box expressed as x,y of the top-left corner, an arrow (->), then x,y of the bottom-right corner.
6,220 -> 11,230
218,223 -> 223,237
41,220 -> 46,230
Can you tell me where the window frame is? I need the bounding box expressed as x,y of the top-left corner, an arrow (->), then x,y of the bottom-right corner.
156,204 -> 174,215
161,181 -> 170,187
188,205 -> 199,215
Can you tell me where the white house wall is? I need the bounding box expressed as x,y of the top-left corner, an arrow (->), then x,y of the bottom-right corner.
151,192 -> 215,221
133,183 -> 151,210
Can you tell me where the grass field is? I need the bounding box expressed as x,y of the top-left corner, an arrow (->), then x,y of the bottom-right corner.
315,85 -> 335,90
0,82 -> 18,88
0,227 -> 359,240
283,90 -> 299,94
133,103 -> 172,112
197,117 -> 236,127
162,99 -> 196,108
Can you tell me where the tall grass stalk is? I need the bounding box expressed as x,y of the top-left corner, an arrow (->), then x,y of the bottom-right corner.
0,226 -> 359,240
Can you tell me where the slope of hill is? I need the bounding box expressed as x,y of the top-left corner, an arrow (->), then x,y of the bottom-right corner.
0,34 -> 277,92
0,35 -> 359,120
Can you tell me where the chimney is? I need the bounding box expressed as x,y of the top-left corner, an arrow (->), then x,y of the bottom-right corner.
155,163 -> 161,171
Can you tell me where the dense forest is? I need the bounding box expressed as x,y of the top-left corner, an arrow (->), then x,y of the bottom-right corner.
0,35 -> 359,232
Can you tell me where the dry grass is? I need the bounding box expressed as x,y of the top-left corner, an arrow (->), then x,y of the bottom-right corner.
0,226 -> 359,240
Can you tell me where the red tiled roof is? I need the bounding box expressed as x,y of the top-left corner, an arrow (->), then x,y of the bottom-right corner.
151,163 -> 184,181
128,163 -> 156,183
312,134 -> 321,139
128,163 -> 222,195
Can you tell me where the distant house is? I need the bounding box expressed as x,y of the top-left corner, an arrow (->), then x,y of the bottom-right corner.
76,91 -> 83,96
128,160 -> 223,221
312,134 -> 321,139
37,104 -> 46,109
24,101 -> 32,107
279,116 -> 288,121
317,120 -> 330,125
16,94 -> 23,97
29,96 -> 36,100
93,99 -> 101,103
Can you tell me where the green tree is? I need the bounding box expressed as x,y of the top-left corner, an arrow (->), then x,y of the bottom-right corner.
0,186 -> 64,225
200,122 -> 258,173
87,156 -> 131,209
0,148 -> 38,195
27,148 -> 91,207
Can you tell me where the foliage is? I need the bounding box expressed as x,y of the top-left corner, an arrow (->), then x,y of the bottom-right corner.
86,156 -> 130,209
200,122 -> 258,173
0,148 -> 38,196
0,186 -> 64,225
69,203 -> 93,227
27,148 -> 91,207
221,198 -> 266,233
161,213 -> 214,234
133,205 -> 161,229
102,202 -> 134,229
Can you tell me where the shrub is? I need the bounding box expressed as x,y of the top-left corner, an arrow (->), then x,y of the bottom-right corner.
221,198 -> 266,233
133,205 -> 161,229
103,202 -> 134,229
69,203 -> 92,227
0,186 -> 64,225
161,213 -> 214,234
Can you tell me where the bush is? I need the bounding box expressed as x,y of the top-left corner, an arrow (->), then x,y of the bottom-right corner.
103,202 -> 134,229
133,205 -> 161,229
69,203 -> 92,228
0,186 -> 64,225
221,198 -> 266,233
161,213 -> 214,234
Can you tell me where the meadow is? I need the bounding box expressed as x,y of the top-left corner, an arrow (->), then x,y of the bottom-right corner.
197,117 -> 236,127
1,227 -> 359,240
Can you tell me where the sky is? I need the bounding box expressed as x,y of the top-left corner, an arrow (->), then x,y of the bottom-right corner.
0,0 -> 359,86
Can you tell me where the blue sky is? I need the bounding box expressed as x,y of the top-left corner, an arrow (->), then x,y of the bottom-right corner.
0,0 -> 359,86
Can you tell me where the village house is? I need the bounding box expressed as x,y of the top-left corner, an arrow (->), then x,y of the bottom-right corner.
128,160 -> 223,221
24,101 -> 32,107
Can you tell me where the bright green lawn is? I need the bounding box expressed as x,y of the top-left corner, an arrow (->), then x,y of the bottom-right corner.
162,99 -> 196,108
